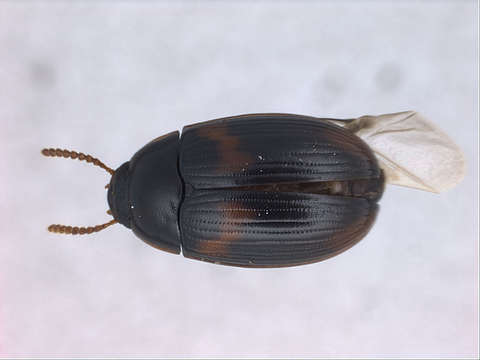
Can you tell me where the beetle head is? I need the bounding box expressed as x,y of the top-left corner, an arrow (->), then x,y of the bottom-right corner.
106,161 -> 131,229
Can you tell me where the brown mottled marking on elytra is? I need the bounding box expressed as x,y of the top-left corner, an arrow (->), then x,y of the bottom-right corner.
194,231 -> 238,259
192,200 -> 244,258
190,201 -> 378,268
195,124 -> 253,174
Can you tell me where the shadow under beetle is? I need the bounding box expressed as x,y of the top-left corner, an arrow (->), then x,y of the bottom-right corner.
42,112 -> 464,268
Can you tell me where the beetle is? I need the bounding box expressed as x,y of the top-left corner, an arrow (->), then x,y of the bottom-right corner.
42,113 -> 388,268
42,110 -> 466,267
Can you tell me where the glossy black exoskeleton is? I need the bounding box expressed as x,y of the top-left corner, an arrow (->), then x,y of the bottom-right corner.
44,114 -> 385,267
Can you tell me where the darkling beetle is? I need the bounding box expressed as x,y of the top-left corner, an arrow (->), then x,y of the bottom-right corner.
43,112 -> 428,268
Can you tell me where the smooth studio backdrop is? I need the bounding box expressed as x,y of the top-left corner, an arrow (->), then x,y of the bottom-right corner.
0,1 -> 478,358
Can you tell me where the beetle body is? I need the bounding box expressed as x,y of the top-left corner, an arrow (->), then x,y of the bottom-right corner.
107,114 -> 384,267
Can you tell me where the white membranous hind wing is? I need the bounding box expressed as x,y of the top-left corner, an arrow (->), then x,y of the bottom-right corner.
332,111 -> 465,193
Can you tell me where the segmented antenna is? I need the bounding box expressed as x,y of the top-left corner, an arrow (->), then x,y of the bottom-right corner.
41,148 -> 114,175
42,148 -> 117,235
47,219 -> 117,235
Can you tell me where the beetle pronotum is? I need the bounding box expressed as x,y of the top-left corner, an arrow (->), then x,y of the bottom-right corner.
42,111 -> 465,267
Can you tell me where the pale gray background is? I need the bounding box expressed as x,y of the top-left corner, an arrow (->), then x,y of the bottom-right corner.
0,1 -> 478,358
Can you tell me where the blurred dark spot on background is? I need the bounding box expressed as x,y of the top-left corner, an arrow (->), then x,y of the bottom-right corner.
30,61 -> 55,89
375,62 -> 403,92
322,67 -> 348,95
